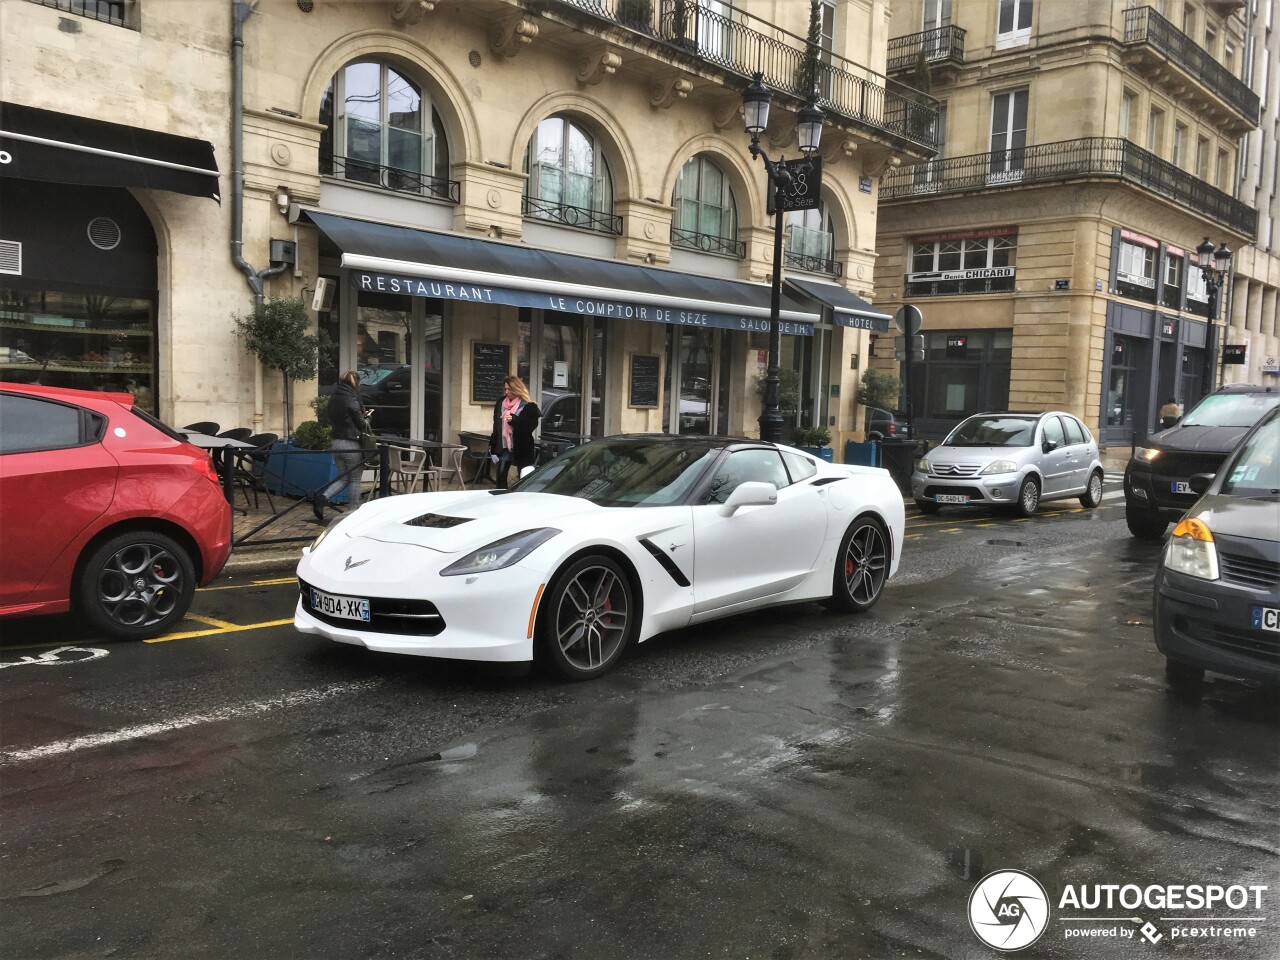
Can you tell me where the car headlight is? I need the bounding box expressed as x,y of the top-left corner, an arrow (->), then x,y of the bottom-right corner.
915,458 -> 931,474
1164,517 -> 1219,581
979,459 -> 1019,476
440,528 -> 561,577
1134,446 -> 1161,462
312,522 -> 335,551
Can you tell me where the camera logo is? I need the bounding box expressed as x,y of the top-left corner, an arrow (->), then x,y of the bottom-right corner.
969,869 -> 1050,951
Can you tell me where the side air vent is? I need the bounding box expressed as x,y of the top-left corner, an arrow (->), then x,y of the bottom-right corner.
404,513 -> 473,528
0,239 -> 21,275
87,217 -> 121,251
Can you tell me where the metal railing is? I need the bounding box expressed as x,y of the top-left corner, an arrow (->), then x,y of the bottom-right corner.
887,25 -> 967,74
784,250 -> 842,277
321,154 -> 460,203
881,137 -> 1258,239
550,0 -> 940,150
1123,6 -> 1259,124
27,0 -> 132,27
670,225 -> 746,258
522,195 -> 624,234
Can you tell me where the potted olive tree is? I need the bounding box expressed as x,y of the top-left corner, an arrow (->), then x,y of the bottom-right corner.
232,296 -> 320,441
792,425 -> 834,462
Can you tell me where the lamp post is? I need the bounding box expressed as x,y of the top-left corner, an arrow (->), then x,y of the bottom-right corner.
742,72 -> 824,443
1195,236 -> 1232,387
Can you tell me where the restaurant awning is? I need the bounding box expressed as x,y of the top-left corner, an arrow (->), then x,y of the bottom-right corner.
785,277 -> 891,331
0,101 -> 220,201
303,210 -> 820,336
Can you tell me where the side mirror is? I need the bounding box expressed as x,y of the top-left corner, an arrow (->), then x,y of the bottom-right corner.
718,480 -> 778,517
1042,439 -> 1059,453
1189,472 -> 1215,495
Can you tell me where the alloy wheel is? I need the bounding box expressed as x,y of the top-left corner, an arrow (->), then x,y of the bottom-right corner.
553,562 -> 631,674
96,540 -> 185,628
842,520 -> 888,608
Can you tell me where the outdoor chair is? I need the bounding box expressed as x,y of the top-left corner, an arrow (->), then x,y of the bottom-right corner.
218,427 -> 253,442
388,445 -> 437,494
183,421 -> 220,435
233,433 -> 278,512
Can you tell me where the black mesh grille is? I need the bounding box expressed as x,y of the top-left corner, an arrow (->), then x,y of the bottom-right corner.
1181,616 -> 1280,665
1219,552 -> 1280,590
299,578 -> 445,636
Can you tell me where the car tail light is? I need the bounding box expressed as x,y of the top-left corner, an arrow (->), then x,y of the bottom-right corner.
886,422 -> 897,435
194,454 -> 221,487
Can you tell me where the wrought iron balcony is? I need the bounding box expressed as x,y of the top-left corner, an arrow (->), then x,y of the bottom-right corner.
670,226 -> 746,259
522,195 -> 624,235
321,154 -> 460,203
1123,6 -> 1259,126
880,137 -> 1257,240
547,0 -> 939,152
27,0 -> 133,28
784,250 -> 841,278
887,25 -> 967,75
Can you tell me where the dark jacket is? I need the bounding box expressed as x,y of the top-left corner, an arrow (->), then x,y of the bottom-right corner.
489,398 -> 542,468
328,381 -> 367,441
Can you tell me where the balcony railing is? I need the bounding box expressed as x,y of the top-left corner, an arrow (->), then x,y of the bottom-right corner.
670,226 -> 745,258
321,155 -> 460,203
880,137 -> 1257,239
1123,6 -> 1259,125
27,0 -> 132,28
522,195 -> 623,235
784,250 -> 841,277
887,25 -> 967,74
551,0 -> 939,151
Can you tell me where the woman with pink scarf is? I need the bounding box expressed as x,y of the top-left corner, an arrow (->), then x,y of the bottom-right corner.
488,375 -> 541,488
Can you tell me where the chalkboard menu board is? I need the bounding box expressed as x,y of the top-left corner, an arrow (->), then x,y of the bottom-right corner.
629,354 -> 660,408
472,342 -> 510,403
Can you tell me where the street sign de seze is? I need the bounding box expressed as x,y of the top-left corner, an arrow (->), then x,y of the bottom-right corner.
770,157 -> 823,213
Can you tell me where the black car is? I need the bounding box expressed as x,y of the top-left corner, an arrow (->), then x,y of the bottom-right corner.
866,407 -> 913,442
1152,405 -> 1280,686
1123,384 -> 1280,539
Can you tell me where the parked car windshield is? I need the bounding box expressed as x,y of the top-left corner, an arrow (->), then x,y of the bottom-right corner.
1221,416 -> 1280,499
1182,391 -> 1280,428
515,439 -> 718,507
945,415 -> 1037,447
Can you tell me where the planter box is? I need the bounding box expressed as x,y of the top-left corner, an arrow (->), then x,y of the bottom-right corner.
797,444 -> 834,463
262,441 -> 347,503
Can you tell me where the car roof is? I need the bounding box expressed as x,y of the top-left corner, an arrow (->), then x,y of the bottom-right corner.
1212,383 -> 1277,395
1,381 -> 135,411
599,433 -> 775,451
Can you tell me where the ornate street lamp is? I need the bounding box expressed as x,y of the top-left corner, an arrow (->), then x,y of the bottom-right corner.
1196,237 -> 1233,386
742,71 -> 824,443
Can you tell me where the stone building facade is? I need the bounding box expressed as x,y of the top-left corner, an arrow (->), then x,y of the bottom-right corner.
0,0 -> 935,454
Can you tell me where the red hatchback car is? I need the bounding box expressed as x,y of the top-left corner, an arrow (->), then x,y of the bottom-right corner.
0,384 -> 231,639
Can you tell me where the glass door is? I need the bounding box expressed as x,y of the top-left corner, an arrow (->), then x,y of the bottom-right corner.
414,301 -> 445,442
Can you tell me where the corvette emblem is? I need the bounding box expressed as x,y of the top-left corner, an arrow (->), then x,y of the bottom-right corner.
344,556 -> 370,571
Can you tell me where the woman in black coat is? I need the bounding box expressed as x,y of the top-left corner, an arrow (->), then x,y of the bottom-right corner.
489,375 -> 541,489
314,370 -> 368,520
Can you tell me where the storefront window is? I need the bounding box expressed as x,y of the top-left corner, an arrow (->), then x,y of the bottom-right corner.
907,231 -> 1017,297
1107,335 -> 1136,428
909,330 -> 1011,429
1116,237 -> 1158,303
0,288 -> 157,411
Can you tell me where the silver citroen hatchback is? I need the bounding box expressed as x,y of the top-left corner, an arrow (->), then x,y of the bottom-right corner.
911,411 -> 1104,516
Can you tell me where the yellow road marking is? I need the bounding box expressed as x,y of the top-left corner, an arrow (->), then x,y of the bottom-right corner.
905,533 -> 925,539
199,576 -> 296,592
941,527 -> 963,533
145,618 -> 295,643
184,614 -> 238,630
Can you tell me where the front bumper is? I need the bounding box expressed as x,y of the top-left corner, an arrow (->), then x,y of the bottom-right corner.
1153,566 -> 1280,683
1124,461 -> 1204,520
910,471 -> 1022,505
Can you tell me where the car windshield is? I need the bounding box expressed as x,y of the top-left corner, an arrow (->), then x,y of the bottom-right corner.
1220,417 -> 1280,500
1182,391 -> 1280,428
514,440 -> 719,507
359,366 -> 400,386
945,416 -> 1037,447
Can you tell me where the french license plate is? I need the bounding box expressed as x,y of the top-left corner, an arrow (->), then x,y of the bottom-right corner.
935,494 -> 970,504
1171,480 -> 1194,494
310,588 -> 370,622
1252,606 -> 1280,633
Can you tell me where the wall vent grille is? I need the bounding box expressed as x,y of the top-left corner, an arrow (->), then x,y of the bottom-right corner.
0,239 -> 21,275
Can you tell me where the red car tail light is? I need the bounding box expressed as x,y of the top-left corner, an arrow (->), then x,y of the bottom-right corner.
194,454 -> 222,487
886,422 -> 897,435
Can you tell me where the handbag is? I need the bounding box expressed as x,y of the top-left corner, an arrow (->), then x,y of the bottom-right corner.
358,417 -> 377,461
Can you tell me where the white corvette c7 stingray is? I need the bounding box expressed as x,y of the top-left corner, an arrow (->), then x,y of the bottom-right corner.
295,435 -> 905,680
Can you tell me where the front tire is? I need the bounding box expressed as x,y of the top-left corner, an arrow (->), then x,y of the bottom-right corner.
76,531 -> 196,640
1016,477 -> 1041,517
1126,505 -> 1168,540
829,516 -> 890,613
540,555 -> 636,681
1079,470 -> 1104,508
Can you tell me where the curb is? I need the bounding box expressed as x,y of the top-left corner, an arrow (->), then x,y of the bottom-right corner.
221,547 -> 303,578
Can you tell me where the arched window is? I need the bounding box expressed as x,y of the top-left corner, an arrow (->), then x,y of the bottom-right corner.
319,60 -> 452,200
784,202 -> 839,276
671,154 -> 743,258
523,116 -> 618,233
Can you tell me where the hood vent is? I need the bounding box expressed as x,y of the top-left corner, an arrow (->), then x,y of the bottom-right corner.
404,513 -> 473,528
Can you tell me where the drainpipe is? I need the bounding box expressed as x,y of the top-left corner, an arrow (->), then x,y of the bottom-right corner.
231,0 -> 288,431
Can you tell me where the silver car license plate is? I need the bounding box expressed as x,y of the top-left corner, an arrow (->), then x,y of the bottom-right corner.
310,588 -> 370,622
935,494 -> 969,504
1252,606 -> 1280,633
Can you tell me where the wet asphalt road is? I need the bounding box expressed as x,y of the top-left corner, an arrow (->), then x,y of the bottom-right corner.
2,490 -> 1278,960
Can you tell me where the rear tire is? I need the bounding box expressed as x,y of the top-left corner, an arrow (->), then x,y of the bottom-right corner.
1016,477 -> 1041,517
914,498 -> 941,515
76,531 -> 196,640
829,516 -> 890,613
1126,506 -> 1168,540
539,555 -> 636,681
1079,470 -> 1104,508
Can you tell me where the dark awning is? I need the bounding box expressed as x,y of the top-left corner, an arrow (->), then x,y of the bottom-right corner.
785,277 -> 891,331
303,210 -> 820,336
0,101 -> 220,201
